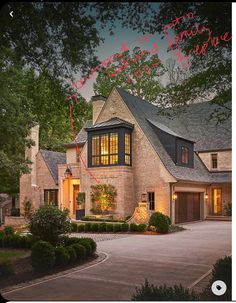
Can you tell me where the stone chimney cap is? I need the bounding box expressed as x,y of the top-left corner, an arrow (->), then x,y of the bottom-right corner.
91,95 -> 107,102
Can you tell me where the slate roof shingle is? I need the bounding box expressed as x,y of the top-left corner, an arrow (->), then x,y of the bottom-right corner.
85,117 -> 134,130
40,149 -> 66,184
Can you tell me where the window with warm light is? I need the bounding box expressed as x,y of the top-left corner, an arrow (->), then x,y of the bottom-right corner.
125,133 -> 131,165
91,133 -> 119,166
148,192 -> 155,211
211,153 -> 218,169
181,146 -> 189,164
44,189 -> 58,206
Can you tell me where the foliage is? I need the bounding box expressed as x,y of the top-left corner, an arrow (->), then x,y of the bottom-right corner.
121,223 -> 129,232
94,47 -> 164,102
76,240 -> 92,256
4,226 -> 14,236
91,223 -> 99,232
66,245 -> 77,263
55,247 -> 70,266
137,224 -> 147,232
22,199 -> 34,221
29,205 -> 71,245
98,223 -> 107,232
130,223 -> 138,232
132,279 -> 199,300
0,234 -> 33,249
149,212 -> 170,233
113,224 -> 122,233
71,222 -> 78,232
165,215 -> 171,225
90,184 -> 117,215
0,259 -> 14,277
31,241 -> 55,272
64,237 -> 81,246
81,216 -> 124,223
77,192 -> 85,205
106,224 -> 114,232
10,208 -> 20,217
224,202 -> 232,216
84,223 -> 92,232
71,244 -> 86,260
78,224 -> 85,232
211,255 -> 231,291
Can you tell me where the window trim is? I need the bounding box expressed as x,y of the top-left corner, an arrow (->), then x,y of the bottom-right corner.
44,189 -> 58,206
211,153 -> 218,169
148,192 -> 155,211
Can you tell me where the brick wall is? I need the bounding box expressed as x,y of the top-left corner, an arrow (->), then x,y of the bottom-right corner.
198,150 -> 231,171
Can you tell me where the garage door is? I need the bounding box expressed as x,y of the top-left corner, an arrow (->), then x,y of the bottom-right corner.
175,192 -> 200,223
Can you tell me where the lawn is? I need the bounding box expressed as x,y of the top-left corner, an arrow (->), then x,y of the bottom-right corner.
0,249 -> 30,261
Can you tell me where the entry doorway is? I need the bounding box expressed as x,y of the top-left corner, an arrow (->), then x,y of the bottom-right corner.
212,188 -> 222,215
73,185 -> 80,215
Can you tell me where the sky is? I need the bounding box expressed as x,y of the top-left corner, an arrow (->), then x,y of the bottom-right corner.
75,3 -> 174,101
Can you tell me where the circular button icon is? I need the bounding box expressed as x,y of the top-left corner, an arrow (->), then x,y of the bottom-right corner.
211,280 -> 227,296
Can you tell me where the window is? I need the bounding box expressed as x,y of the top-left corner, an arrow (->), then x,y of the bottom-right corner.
148,192 -> 155,211
44,190 -> 58,206
91,133 -> 118,166
211,153 -> 218,169
181,146 -> 189,164
125,133 -> 131,165
213,188 -> 222,214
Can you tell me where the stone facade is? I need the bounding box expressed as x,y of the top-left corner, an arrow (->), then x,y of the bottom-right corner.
198,150 -> 231,171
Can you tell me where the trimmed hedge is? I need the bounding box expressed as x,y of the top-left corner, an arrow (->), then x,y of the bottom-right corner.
149,212 -> 170,233
66,245 -> 77,263
71,223 -> 148,233
0,259 -> 14,277
78,224 -> 85,232
91,223 -> 99,232
72,244 -> 86,260
84,223 -> 91,232
137,224 -> 147,232
71,223 -> 78,232
4,226 -> 14,236
113,224 -> 122,232
98,223 -> 107,232
0,234 -> 33,249
31,241 -> 55,272
106,223 -> 114,232
55,247 -> 70,266
130,223 -> 138,232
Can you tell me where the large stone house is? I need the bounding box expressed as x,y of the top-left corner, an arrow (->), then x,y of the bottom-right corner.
19,87 -> 231,224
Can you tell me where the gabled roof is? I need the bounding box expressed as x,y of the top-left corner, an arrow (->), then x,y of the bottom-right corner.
40,149 -> 66,184
85,117 -> 134,131
116,87 -> 231,183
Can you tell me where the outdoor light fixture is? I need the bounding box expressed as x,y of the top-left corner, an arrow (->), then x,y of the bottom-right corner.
172,193 -> 177,201
141,193 -> 147,202
64,166 -> 72,179
205,190 -> 209,200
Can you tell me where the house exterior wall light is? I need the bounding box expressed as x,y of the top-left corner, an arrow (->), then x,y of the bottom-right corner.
64,166 -> 72,179
172,193 -> 177,201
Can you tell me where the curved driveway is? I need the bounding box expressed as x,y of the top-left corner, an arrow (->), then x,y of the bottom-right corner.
3,221 -> 231,301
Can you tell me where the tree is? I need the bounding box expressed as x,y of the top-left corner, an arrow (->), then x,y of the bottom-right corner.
153,2 -> 231,121
94,47 -> 165,102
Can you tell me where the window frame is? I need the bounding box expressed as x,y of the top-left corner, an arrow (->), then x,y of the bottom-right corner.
148,192 -> 155,211
44,189 -> 58,206
181,146 -> 189,164
211,153 -> 218,169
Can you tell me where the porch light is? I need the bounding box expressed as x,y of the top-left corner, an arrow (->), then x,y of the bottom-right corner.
205,192 -> 209,200
172,193 -> 177,201
64,166 -> 72,179
141,193 -> 147,202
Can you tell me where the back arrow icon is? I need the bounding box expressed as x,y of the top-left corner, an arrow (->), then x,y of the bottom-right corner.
10,11 -> 13,18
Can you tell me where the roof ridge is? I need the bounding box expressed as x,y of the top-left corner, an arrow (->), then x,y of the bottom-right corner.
40,149 -> 65,155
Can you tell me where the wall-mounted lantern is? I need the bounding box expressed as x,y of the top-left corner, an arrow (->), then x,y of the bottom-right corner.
172,193 -> 177,201
204,190 -> 209,200
141,193 -> 147,202
64,166 -> 72,179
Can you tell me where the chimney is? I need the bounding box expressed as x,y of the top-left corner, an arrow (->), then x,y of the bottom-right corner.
26,124 -> 39,186
91,95 -> 106,124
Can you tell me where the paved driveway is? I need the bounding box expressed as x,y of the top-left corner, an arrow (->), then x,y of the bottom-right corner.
3,221 -> 231,301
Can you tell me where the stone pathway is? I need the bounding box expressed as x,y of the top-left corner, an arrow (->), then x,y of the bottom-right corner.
71,232 -> 133,242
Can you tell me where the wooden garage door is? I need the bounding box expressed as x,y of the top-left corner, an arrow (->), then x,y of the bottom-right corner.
175,192 -> 200,223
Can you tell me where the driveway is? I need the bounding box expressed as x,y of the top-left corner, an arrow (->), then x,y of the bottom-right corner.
3,221 -> 231,301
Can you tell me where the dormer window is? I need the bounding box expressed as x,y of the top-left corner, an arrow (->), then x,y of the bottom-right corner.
181,146 -> 189,164
86,118 -> 134,167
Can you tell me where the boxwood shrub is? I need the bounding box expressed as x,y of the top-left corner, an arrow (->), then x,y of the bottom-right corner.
149,212 -> 170,233
76,239 -> 92,256
91,223 -> 99,232
55,247 -> 70,266
66,245 -> 77,263
98,223 -> 107,232
4,226 -> 14,236
137,224 -> 147,232
121,223 -> 129,232
71,223 -> 78,232
31,241 -> 55,272
64,237 -> 81,246
130,223 -> 138,232
0,234 -> 33,249
80,238 -> 96,254
84,223 -> 91,232
78,224 -> 85,232
106,224 -> 114,232
0,259 -> 14,277
113,224 -> 122,233
72,244 -> 86,260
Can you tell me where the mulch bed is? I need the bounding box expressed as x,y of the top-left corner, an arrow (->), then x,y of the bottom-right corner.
0,254 -> 98,290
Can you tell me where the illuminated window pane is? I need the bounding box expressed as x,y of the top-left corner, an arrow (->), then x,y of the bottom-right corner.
92,156 -> 100,166
125,133 -> 131,154
101,134 -> 109,155
110,155 -> 118,164
110,133 -> 118,154
101,155 -> 109,165
125,155 -> 130,165
92,136 -> 99,156
181,146 -> 189,164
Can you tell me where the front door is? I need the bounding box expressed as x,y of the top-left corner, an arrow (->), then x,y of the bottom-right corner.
212,188 -> 222,215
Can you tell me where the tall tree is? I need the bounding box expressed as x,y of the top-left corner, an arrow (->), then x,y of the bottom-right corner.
94,47 -> 165,102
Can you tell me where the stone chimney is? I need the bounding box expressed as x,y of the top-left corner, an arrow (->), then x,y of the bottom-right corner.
91,95 -> 107,124
25,124 -> 39,186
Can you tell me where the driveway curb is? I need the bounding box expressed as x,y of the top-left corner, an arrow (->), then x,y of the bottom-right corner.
1,251 -> 108,295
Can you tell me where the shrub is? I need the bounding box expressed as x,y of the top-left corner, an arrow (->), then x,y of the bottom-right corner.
81,238 -> 96,254
29,205 -> 71,245
31,241 -> 55,272
55,247 -> 70,266
211,255 -> 231,290
66,245 -> 77,263
0,234 -> 33,249
130,223 -> 138,232
76,239 -> 92,256
132,279 -> 199,301
137,224 -> 147,232
149,212 -> 169,233
0,259 -> 14,277
91,223 -> 99,232
106,224 -> 114,232
64,237 -> 81,246
84,223 -> 91,232
121,223 -> 129,232
98,223 -> 107,232
113,224 -> 122,232
224,202 -> 232,216
78,224 -> 85,232
72,244 -> 86,260
22,198 -> 34,221
165,215 -> 171,225
71,222 -> 78,232
91,184 -> 117,214
10,208 -> 20,217
4,226 -> 14,236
